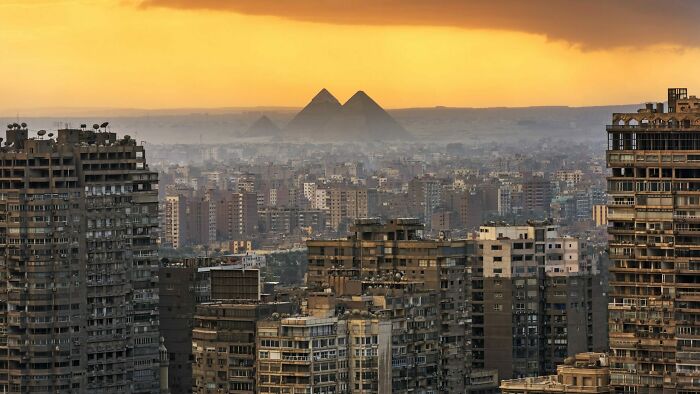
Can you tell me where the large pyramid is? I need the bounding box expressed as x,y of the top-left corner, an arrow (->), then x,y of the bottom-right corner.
285,88 -> 342,137
284,89 -> 409,141
244,115 -> 281,138
323,90 -> 408,141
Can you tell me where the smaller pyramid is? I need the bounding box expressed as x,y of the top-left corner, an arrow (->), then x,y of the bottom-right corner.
285,88 -> 342,136
244,115 -> 281,138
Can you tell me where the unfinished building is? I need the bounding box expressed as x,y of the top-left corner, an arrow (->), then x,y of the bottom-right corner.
607,88 -> 700,392
0,125 -> 160,393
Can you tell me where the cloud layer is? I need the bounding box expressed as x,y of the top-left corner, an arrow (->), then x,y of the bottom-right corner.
138,0 -> 700,49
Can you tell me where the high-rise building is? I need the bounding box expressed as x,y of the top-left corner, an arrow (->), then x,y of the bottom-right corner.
0,126 -> 161,393
471,223 -> 607,380
191,301 -> 293,394
306,218 -> 498,393
498,185 -> 514,216
215,191 -> 257,241
328,186 -> 372,231
446,188 -> 483,230
606,88 -> 700,391
332,284 -> 445,393
187,192 -> 214,246
256,316 -> 350,393
408,176 -> 442,224
592,204 -> 608,227
165,194 -> 187,248
522,173 -> 552,217
160,258 -> 273,394
159,262 -> 197,394
313,188 -> 330,211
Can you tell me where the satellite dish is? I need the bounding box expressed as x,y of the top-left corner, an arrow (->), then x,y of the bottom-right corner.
93,124 -> 99,130
6,124 -> 12,129
80,124 -> 87,129
48,133 -> 54,138
21,123 -> 27,128
123,135 -> 131,141
100,122 -> 109,128
37,130 -> 46,137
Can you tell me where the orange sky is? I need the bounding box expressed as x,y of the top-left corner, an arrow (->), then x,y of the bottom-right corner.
1,0 -> 700,113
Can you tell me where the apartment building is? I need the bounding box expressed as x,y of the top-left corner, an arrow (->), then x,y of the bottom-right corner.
0,125 -> 160,393
215,191 -> 257,241
306,218 -> 496,393
338,284 -> 443,393
471,223 -> 607,380
191,302 -> 293,394
256,316 -> 349,394
606,88 -> 700,391
165,194 -> 186,248
592,204 -> 608,227
500,353 -> 611,394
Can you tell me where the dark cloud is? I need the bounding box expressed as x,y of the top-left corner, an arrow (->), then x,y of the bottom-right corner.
137,0 -> 700,49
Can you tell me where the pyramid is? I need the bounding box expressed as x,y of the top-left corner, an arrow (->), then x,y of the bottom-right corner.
285,88 -> 342,137
321,91 -> 408,141
285,89 -> 409,141
244,115 -> 281,138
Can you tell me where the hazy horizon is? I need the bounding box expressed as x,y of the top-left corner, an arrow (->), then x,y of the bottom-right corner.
0,98 -> 648,118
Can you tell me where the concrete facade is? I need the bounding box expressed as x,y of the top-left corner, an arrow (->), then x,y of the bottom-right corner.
0,126 -> 161,393
607,88 -> 700,391
471,223 -> 607,380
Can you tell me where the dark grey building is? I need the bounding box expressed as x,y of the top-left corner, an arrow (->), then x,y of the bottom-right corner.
0,125 -> 160,393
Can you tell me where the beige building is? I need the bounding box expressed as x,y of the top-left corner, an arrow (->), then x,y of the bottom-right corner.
346,317 -> 392,394
553,170 -> 584,185
591,204 -> 607,227
500,353 -> 611,393
165,194 -> 187,248
329,186 -> 370,231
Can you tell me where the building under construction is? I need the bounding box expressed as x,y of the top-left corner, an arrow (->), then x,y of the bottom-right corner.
0,124 -> 161,393
607,88 -> 700,392
306,218 -> 497,394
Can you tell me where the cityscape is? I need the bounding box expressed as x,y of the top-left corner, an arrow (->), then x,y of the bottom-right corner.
2,1 -> 700,394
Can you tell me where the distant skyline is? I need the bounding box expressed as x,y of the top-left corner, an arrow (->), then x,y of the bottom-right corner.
2,0 -> 700,112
